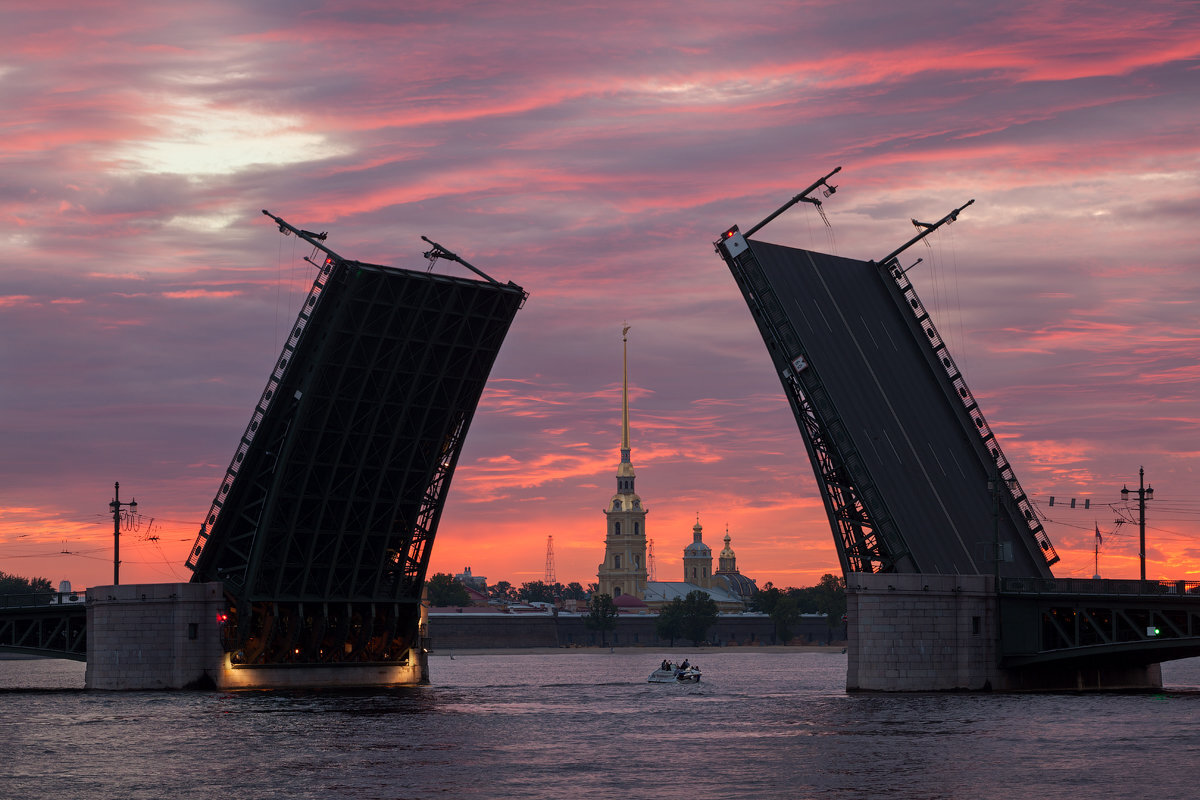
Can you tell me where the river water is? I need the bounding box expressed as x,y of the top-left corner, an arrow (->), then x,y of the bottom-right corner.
3,651 -> 1199,799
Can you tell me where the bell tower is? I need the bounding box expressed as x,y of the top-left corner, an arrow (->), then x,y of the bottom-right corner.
598,325 -> 649,598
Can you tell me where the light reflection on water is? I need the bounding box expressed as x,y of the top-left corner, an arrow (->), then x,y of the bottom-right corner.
2,651 -> 1200,799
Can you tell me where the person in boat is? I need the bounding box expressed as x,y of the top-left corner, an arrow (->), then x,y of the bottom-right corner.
661,659 -> 671,671
680,659 -> 690,670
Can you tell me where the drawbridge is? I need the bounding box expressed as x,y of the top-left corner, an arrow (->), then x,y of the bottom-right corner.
180,213 -> 525,667
713,169 -> 1200,671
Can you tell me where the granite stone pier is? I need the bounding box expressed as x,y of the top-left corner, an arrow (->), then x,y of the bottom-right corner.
85,582 -> 427,690
846,573 -> 1163,691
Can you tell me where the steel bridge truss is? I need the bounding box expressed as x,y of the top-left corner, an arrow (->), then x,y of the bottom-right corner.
1000,578 -> 1200,666
187,217 -> 525,666
716,227 -> 911,574
0,595 -> 87,661
715,173 -> 1059,577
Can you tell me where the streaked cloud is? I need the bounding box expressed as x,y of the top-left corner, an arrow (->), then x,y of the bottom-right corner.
2,0 -> 1198,589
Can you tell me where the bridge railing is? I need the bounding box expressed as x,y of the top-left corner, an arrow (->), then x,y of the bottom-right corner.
1002,577 -> 1200,597
882,258 -> 1060,569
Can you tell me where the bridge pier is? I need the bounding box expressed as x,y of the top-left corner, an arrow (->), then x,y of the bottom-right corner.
86,583 -> 429,690
846,573 -> 1163,691
86,582 -> 226,690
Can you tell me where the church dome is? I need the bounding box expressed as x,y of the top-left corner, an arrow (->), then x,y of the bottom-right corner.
683,520 -> 711,556
715,572 -> 758,601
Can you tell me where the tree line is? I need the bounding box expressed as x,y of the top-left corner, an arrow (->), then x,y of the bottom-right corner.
749,573 -> 846,643
0,571 -> 53,595
424,572 -> 847,648
579,589 -> 719,648
424,574 -> 593,607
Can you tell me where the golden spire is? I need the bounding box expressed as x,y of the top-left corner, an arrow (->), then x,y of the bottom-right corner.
621,323 -> 631,454
615,323 -> 637,490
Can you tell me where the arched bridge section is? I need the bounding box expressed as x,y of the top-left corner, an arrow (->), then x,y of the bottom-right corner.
185,217 -> 525,668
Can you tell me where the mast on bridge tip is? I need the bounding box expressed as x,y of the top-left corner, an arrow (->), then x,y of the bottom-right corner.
261,209 -> 344,264
877,198 -> 975,269
742,165 -> 842,239
421,235 -> 501,285
715,166 -> 841,262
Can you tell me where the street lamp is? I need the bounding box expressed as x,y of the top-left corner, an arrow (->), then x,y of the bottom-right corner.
1121,467 -> 1154,583
109,481 -> 137,586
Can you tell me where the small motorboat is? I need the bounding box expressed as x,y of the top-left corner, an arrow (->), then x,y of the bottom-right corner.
648,663 -> 701,683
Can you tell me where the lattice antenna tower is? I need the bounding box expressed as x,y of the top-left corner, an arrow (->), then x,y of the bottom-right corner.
647,538 -> 656,581
544,535 -> 556,584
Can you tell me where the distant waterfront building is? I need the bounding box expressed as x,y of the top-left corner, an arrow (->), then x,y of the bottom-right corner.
596,328 -> 754,613
713,526 -> 758,605
643,518 -> 746,614
682,516 -> 712,587
455,566 -> 487,592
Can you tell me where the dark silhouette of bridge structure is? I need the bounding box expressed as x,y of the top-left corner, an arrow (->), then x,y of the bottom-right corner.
2,213 -> 524,678
713,168 -> 1200,682
5,182 -> 1198,688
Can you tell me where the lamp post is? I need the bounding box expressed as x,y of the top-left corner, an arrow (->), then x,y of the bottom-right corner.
109,481 -> 137,586
1121,467 -> 1153,583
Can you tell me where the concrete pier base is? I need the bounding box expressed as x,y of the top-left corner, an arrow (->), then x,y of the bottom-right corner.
86,582 -> 428,690
221,658 -> 426,689
86,582 -> 226,690
846,573 -> 1163,692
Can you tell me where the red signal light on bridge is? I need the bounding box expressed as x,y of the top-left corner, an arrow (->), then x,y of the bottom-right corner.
216,613 -> 229,624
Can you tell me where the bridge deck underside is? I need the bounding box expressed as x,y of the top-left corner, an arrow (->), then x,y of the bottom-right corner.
190,263 -> 524,608
748,240 -> 1047,577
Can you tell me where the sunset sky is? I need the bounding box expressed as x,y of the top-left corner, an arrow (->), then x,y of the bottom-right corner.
3,1 -> 1199,593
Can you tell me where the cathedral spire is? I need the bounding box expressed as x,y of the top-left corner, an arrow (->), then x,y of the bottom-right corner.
621,324 -> 631,459
616,324 -> 636,493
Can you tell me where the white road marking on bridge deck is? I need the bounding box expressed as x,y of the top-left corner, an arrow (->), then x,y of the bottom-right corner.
926,442 -> 947,476
860,316 -> 879,350
882,428 -> 902,464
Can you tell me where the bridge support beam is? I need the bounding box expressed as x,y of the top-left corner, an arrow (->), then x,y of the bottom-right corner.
86,583 -> 429,689
846,573 -> 1163,691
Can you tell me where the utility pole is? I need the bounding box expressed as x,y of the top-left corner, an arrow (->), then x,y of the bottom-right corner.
544,535 -> 556,585
1121,467 -> 1154,583
109,482 -> 138,586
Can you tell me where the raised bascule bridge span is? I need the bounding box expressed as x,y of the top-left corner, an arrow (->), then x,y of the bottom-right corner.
713,168 -> 1200,691
2,213 -> 525,689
